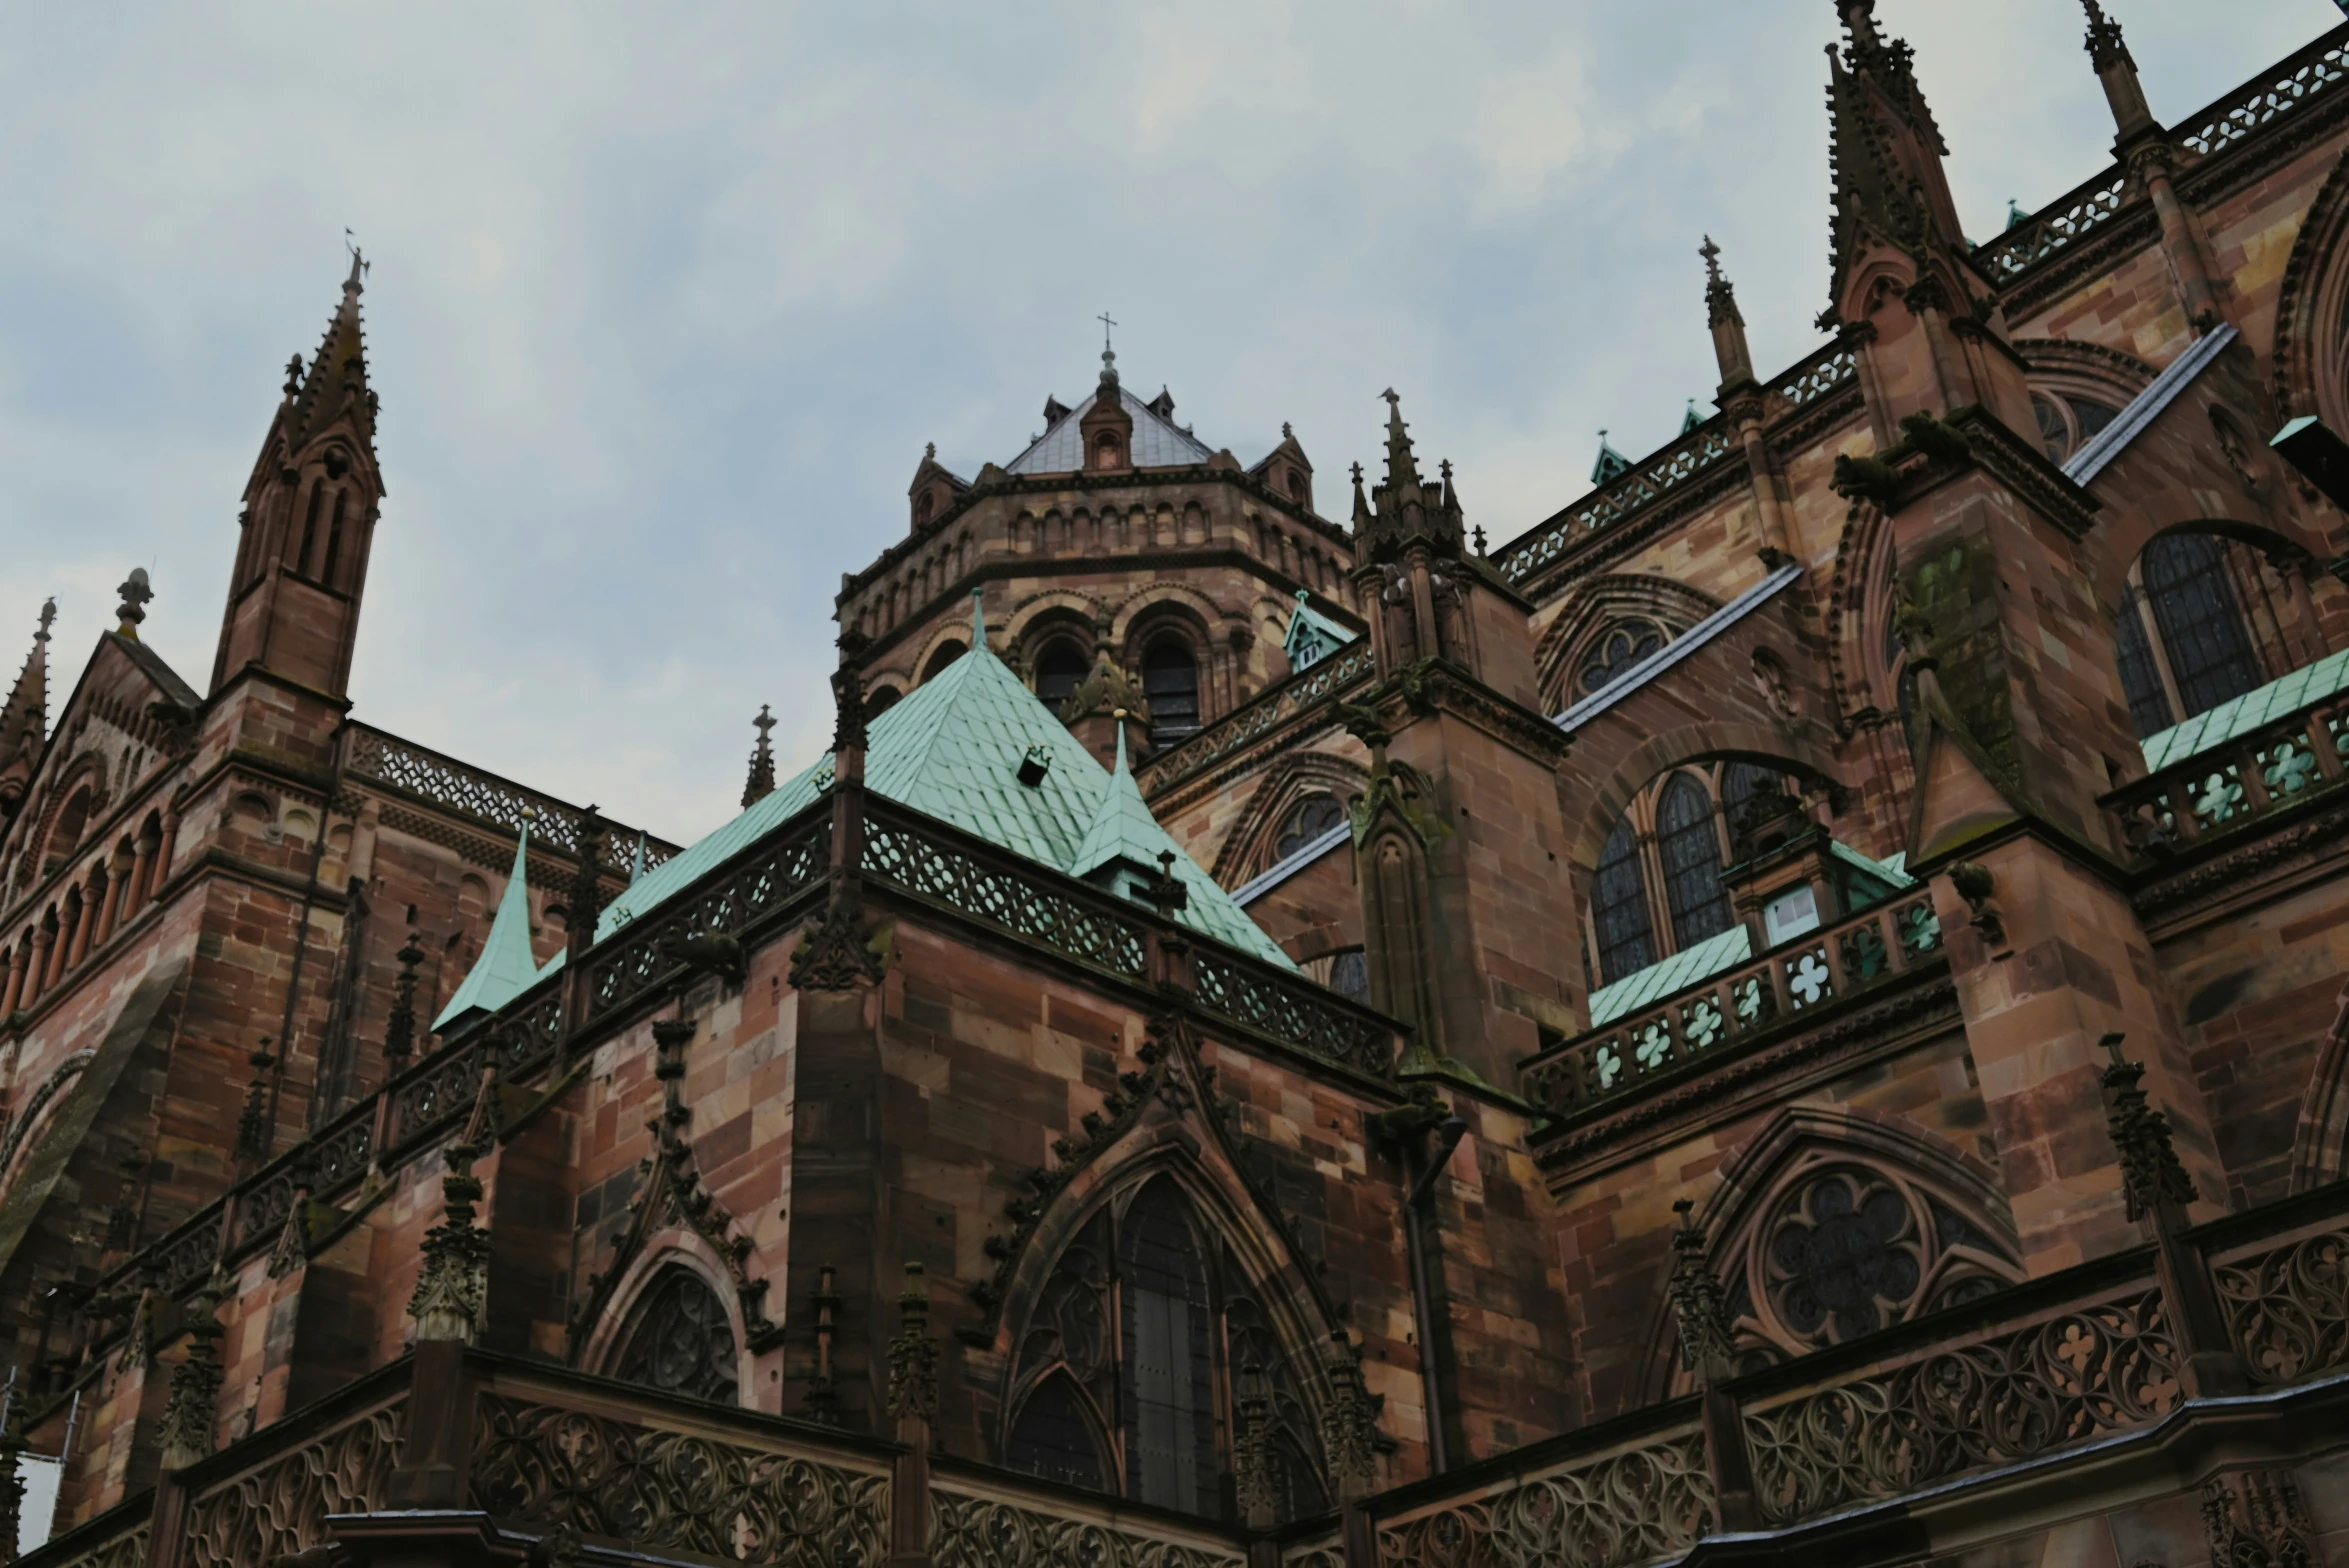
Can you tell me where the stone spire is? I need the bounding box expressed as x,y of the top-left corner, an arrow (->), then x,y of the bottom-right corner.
1824,0 -> 1967,315
2081,0 -> 2157,142
1701,236 -> 1756,389
289,247 -> 377,456
1356,390 -> 1462,562
742,704 -> 778,808
0,599 -> 53,819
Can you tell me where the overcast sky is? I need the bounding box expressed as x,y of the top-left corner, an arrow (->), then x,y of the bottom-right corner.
0,2 -> 2334,846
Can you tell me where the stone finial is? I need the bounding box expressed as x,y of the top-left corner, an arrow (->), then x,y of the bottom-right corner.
406,1142 -> 492,1343
1233,1358 -> 1278,1530
1700,235 -> 1745,331
2100,1033 -> 2197,1223
1318,1331 -> 1379,1501
158,1264 -> 229,1470
1667,1198 -> 1738,1375
742,706 -> 778,809
233,1039 -> 276,1166
384,932 -> 425,1076
2080,0 -> 2133,72
114,568 -> 152,640
886,1262 -> 939,1425
832,629 -> 871,758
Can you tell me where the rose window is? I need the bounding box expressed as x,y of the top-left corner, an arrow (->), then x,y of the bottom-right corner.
1766,1169 -> 1921,1343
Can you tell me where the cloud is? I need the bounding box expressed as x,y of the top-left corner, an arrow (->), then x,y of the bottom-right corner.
0,0 -> 2335,849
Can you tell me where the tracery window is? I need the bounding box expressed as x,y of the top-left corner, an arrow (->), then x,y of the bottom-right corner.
1033,638 -> 1089,709
1713,1156 -> 2025,1371
1273,795 -> 1345,860
1143,638 -> 1201,745
1003,1177 -> 1330,1523
1655,776 -> 1732,950
2029,392 -> 2122,465
1579,620 -> 1664,696
610,1266 -> 739,1405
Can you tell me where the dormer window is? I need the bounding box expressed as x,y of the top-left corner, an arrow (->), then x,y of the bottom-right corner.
1094,432 -> 1124,470
914,491 -> 935,527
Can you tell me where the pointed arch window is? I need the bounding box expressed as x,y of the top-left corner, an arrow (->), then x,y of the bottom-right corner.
1656,775 -> 1732,949
2113,587 -> 2175,737
297,482 -> 326,576
1591,817 -> 1656,985
610,1265 -> 739,1405
320,489 -> 349,587
1002,1177 -> 1332,1523
1274,795 -> 1346,860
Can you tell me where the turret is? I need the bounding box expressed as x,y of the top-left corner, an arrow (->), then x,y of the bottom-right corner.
210,251 -> 385,700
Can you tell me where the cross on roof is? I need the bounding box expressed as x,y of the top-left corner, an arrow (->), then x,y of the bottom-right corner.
1098,310 -> 1117,351
35,599 -> 54,644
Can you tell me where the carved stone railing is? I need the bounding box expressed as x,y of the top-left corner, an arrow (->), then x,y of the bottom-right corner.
2103,688 -> 2349,859
16,1497 -> 149,1568
1372,1407 -> 1713,1568
2175,27 -> 2349,161
1137,643 -> 1375,796
1495,344 -> 1854,590
1521,892 -> 1945,1119
182,1389 -> 407,1568
864,806 -> 1150,981
584,810 -> 833,1022
470,1385 -> 892,1565
1974,171 -> 2130,283
2211,1207 -> 2349,1387
930,1465 -> 1250,1568
1741,1286 -> 2178,1525
345,724 -> 677,869
1279,1530 -> 1345,1568
1193,949 -> 1393,1080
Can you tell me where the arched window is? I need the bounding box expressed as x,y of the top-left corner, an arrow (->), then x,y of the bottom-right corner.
2141,532 -> 2263,720
1655,776 -> 1732,949
1002,1178 -> 1331,1523
321,489 -> 349,587
41,787 -> 94,880
1034,638 -> 1090,708
2029,393 -> 2123,464
297,482 -> 326,575
1591,818 -> 1656,985
923,641 -> 968,682
1274,795 -> 1345,860
1580,621 -> 1664,695
914,491 -> 935,527
611,1266 -> 739,1404
1094,431 -> 1124,470
2113,589 -> 2175,737
1143,638 -> 1201,745
867,685 -> 903,718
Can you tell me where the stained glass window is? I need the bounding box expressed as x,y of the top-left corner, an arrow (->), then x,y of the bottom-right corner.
1118,1182 -> 1216,1514
1656,775 -> 1733,949
1008,1375 -> 1107,1490
612,1267 -> 739,1405
1580,621 -> 1664,695
2143,532 -> 2263,718
1592,818 -> 1657,984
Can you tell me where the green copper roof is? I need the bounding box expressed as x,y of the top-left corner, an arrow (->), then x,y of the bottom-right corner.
1590,925 -> 1750,1027
1283,590 -> 1357,671
1585,842 -> 1913,1028
437,818 -> 547,1028
2139,646 -> 2349,774
591,598 -> 1295,970
1069,727 -> 1163,881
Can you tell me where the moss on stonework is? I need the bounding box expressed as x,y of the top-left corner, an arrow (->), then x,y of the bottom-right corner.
1902,535 -> 2024,796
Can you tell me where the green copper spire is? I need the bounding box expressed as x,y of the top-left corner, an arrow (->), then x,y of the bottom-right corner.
1069,723 -> 1165,884
435,812 -> 546,1029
